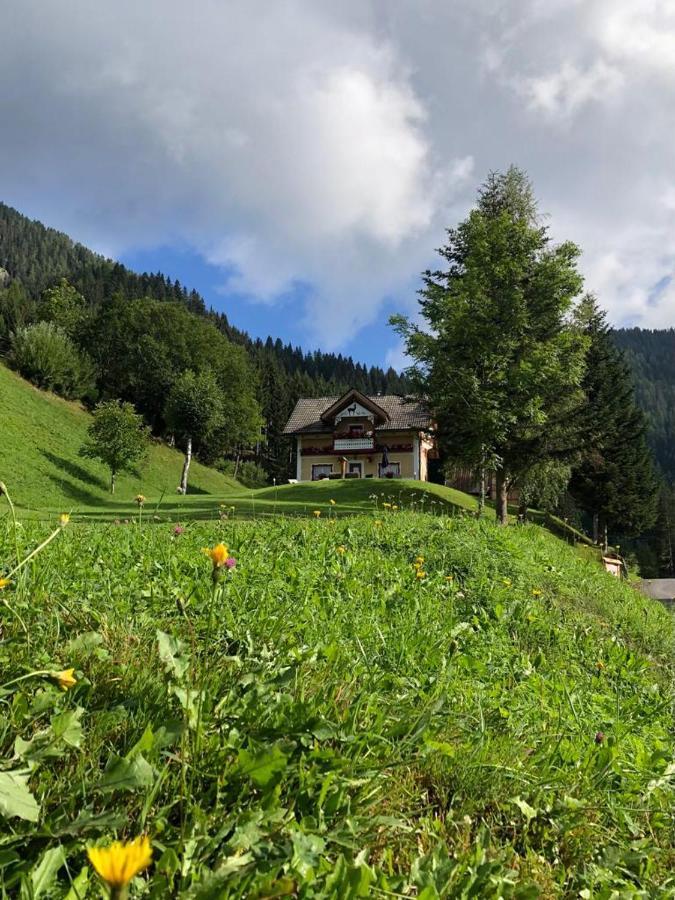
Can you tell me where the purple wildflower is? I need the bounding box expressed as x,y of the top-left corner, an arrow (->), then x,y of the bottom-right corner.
225,557 -> 237,569
173,524 -> 185,536
595,731 -> 605,744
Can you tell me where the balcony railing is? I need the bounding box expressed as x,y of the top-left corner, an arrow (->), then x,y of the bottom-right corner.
333,437 -> 375,451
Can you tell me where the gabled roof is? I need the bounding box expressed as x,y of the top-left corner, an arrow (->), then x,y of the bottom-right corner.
320,389 -> 389,424
283,392 -> 432,434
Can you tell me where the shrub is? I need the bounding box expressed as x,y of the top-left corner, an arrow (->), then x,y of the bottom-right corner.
219,459 -> 269,488
9,321 -> 95,400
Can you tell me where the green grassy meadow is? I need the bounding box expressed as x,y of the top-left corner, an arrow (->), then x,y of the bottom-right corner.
2,505 -> 675,897
1,362 -> 480,523
0,363 -> 238,511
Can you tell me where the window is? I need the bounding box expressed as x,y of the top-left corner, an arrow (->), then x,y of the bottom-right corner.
378,462 -> 401,477
348,424 -> 364,437
312,464 -> 333,480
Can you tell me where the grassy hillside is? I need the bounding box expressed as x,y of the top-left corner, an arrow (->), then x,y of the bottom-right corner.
0,362 -> 238,509
1,510 -> 673,895
1,362 -> 484,523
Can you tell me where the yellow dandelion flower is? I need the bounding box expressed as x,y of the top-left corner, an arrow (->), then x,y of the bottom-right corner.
416,570 -> 426,579
382,502 -> 391,509
532,589 -> 542,597
502,578 -> 512,587
336,545 -> 346,554
596,660 -> 605,671
59,513 -> 70,527
415,556 -> 424,564
0,577 -> 11,590
313,510 -> 321,518
88,836 -> 152,889
329,499 -> 336,505
204,544 -> 229,568
52,668 -> 77,690
445,576 -> 453,582
373,519 -> 382,527
392,505 -> 399,511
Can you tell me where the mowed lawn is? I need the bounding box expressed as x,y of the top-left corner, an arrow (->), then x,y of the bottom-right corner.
0,363 -> 237,511
1,510 -> 674,896
1,362 -> 480,522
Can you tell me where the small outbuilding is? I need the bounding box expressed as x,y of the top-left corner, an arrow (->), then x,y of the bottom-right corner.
602,556 -> 624,578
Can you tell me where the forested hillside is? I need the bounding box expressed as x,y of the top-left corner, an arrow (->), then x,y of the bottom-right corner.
0,202 -> 408,480
612,328 -> 675,482
2,202 -> 673,487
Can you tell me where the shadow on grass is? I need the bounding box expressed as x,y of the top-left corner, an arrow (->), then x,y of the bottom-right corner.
41,450 -> 108,491
43,473 -> 111,507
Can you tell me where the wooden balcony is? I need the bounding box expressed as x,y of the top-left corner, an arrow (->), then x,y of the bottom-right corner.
333,436 -> 375,451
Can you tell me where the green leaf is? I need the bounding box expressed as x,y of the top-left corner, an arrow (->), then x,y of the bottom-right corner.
157,630 -> 189,681
66,631 -> 104,656
127,723 -> 155,759
290,831 -> 325,879
0,770 -> 40,822
64,867 -> 90,900
51,708 -> 84,748
56,806 -> 126,837
30,846 -> 66,898
238,745 -> 288,788
98,753 -> 154,793
0,850 -> 21,870
325,854 -> 374,898
512,796 -> 538,823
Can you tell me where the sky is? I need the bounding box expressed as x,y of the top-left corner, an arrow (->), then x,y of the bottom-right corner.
2,0 -> 675,369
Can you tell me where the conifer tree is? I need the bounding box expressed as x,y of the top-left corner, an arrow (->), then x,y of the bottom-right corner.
569,296 -> 658,545
392,168 -> 588,523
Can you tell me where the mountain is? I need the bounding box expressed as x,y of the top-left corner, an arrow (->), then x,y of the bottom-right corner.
612,328 -> 675,482
0,201 -> 408,481
1,200 -> 673,482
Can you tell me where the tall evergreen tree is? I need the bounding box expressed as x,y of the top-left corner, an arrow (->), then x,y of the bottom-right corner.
392,167 -> 588,523
569,296 -> 658,545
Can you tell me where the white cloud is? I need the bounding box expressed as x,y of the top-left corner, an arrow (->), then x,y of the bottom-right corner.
522,61 -> 623,117
0,0 -> 674,351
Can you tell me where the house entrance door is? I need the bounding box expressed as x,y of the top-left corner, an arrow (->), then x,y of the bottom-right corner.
348,462 -> 362,477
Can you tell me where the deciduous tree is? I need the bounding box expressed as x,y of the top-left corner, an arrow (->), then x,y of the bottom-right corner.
164,369 -> 225,493
80,400 -> 149,493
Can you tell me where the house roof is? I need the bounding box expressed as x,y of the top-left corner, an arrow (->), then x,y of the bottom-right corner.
283,392 -> 432,434
320,389 -> 389,424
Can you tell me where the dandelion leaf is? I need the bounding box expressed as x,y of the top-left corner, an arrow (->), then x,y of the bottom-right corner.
238,744 -> 288,788
98,752 -> 154,792
0,770 -> 40,822
30,845 -> 67,898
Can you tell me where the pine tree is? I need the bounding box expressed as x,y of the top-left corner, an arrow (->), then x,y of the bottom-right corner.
392,167 -> 588,524
569,297 -> 658,545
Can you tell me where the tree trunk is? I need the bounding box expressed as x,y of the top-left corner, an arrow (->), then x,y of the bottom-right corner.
180,435 -> 192,494
110,471 -> 116,494
233,450 -> 241,478
478,466 -> 486,516
602,521 -> 608,554
495,469 -> 508,525
517,500 -> 527,523
592,512 -> 599,545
